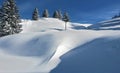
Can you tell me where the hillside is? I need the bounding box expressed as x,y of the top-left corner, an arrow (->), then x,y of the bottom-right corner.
89,17 -> 120,30
0,18 -> 120,73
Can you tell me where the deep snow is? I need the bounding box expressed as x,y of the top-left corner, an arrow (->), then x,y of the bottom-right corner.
0,18 -> 120,73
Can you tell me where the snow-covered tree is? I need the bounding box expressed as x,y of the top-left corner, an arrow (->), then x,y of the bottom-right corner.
42,9 -> 49,18
53,10 -> 59,18
58,10 -> 63,19
0,8 -> 4,36
0,0 -> 22,36
32,8 -> 39,20
63,12 -> 70,30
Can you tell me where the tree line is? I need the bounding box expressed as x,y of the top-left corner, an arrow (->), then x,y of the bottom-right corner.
32,8 -> 70,31
112,12 -> 120,19
32,8 -> 70,22
0,0 -> 70,37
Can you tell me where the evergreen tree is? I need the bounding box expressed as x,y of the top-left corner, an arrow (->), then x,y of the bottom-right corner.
58,10 -> 63,19
63,12 -> 70,30
63,12 -> 69,22
0,8 -> 4,36
32,8 -> 39,20
112,14 -> 119,19
112,12 -> 120,19
0,0 -> 22,36
53,10 -> 59,18
42,9 -> 49,18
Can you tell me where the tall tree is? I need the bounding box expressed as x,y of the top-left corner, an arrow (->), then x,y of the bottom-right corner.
53,10 -> 59,18
32,8 -> 39,20
42,9 -> 49,18
63,12 -> 70,30
0,0 -> 22,36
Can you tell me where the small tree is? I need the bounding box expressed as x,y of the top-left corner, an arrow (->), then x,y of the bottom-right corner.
42,9 -> 49,18
53,10 -> 59,18
32,8 -> 39,20
63,12 -> 70,30
0,0 -> 22,36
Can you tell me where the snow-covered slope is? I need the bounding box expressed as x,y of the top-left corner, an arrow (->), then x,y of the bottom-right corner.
21,18 -> 70,32
70,23 -> 92,30
0,18 -> 120,73
21,18 -> 90,32
89,17 -> 120,30
51,33 -> 120,73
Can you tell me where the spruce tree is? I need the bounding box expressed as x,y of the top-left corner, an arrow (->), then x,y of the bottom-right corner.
0,0 -> 22,36
63,12 -> 69,22
63,12 -> 70,30
32,8 -> 39,20
42,9 -> 49,18
0,8 -> 4,36
53,10 -> 59,18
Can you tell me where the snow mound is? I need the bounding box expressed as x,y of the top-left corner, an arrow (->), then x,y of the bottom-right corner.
89,17 -> 120,30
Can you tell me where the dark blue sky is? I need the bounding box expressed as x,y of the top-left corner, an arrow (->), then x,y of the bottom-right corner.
0,0 -> 120,24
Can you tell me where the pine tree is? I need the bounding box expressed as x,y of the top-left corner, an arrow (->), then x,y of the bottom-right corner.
53,10 -> 59,18
58,10 -> 63,19
0,8 -> 4,36
42,9 -> 49,18
32,8 -> 39,20
0,0 -> 22,36
63,12 -> 70,30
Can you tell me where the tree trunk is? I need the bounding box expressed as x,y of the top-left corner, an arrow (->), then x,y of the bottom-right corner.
65,22 -> 67,31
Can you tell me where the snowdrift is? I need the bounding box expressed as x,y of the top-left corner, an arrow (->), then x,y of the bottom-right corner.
51,34 -> 120,73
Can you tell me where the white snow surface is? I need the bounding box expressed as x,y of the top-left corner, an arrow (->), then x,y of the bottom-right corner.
89,17 -> 120,30
0,18 -> 120,73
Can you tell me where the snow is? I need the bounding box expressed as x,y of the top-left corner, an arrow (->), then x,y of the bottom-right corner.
70,23 -> 92,30
0,18 -> 120,73
21,18 -> 72,32
89,17 -> 120,30
51,31 -> 120,73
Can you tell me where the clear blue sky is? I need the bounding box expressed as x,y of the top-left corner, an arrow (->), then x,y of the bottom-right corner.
0,0 -> 120,24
